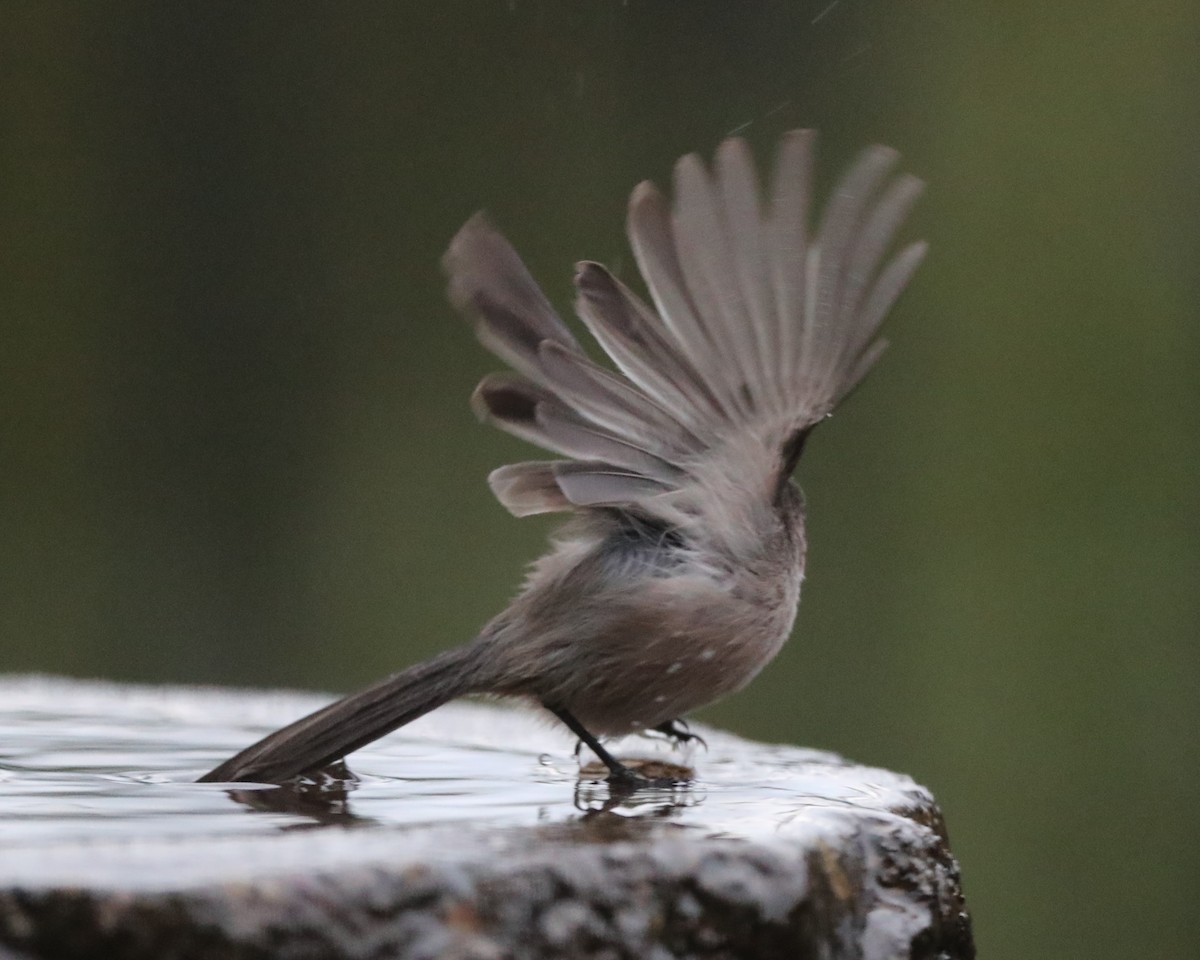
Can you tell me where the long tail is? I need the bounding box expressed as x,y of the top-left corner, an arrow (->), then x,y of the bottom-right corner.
198,645 -> 482,783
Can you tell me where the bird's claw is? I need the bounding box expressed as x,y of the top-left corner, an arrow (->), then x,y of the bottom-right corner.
654,719 -> 707,751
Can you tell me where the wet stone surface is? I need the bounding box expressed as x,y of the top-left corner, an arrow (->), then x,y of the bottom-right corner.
0,675 -> 974,959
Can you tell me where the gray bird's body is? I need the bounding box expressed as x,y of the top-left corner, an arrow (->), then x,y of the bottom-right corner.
199,130 -> 925,786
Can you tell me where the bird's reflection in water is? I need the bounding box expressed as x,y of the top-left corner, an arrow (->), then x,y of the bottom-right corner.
572,756 -> 703,818
217,755 -> 703,832
222,760 -> 378,829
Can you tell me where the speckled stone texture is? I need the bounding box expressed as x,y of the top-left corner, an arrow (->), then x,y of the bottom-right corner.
0,677 -> 973,959
1,826 -> 970,959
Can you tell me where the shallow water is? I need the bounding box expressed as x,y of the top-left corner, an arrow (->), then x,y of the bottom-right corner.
0,675 -> 928,856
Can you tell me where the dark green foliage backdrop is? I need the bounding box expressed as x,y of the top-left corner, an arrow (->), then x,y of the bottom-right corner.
3,3 -> 1197,957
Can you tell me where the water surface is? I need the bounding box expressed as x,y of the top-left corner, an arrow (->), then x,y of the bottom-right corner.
0,674 -> 931,887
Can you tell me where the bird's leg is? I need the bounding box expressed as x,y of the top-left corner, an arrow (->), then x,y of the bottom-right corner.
653,718 -> 707,750
546,705 -> 653,788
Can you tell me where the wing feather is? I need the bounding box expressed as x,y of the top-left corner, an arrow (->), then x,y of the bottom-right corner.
839,174 -> 925,369
574,261 -> 727,434
536,340 -> 704,458
553,462 -> 673,508
805,146 -> 899,402
487,461 -> 572,517
671,153 -> 758,416
444,131 -> 926,521
626,183 -> 728,393
445,214 -> 582,382
472,373 -> 684,483
715,137 -> 775,408
768,130 -> 816,402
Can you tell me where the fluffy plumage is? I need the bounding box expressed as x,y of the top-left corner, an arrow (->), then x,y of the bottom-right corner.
199,131 -> 925,786
449,132 -> 926,527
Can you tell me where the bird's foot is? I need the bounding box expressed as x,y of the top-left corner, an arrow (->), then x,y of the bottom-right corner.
653,718 -> 707,751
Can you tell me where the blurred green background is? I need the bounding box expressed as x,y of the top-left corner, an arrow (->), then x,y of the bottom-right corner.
3,1 -> 1197,956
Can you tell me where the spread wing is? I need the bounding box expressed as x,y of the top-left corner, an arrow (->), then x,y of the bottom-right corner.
444,130 -> 925,529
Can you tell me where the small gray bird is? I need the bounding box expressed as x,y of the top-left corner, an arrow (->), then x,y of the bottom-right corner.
199,130 -> 925,787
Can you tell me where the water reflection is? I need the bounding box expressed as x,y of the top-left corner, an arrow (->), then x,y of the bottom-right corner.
0,675 -> 930,849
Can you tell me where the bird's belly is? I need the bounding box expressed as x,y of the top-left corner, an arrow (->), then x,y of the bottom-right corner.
556,576 -> 798,736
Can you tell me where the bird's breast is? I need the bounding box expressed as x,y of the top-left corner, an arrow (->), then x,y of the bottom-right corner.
543,561 -> 803,736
